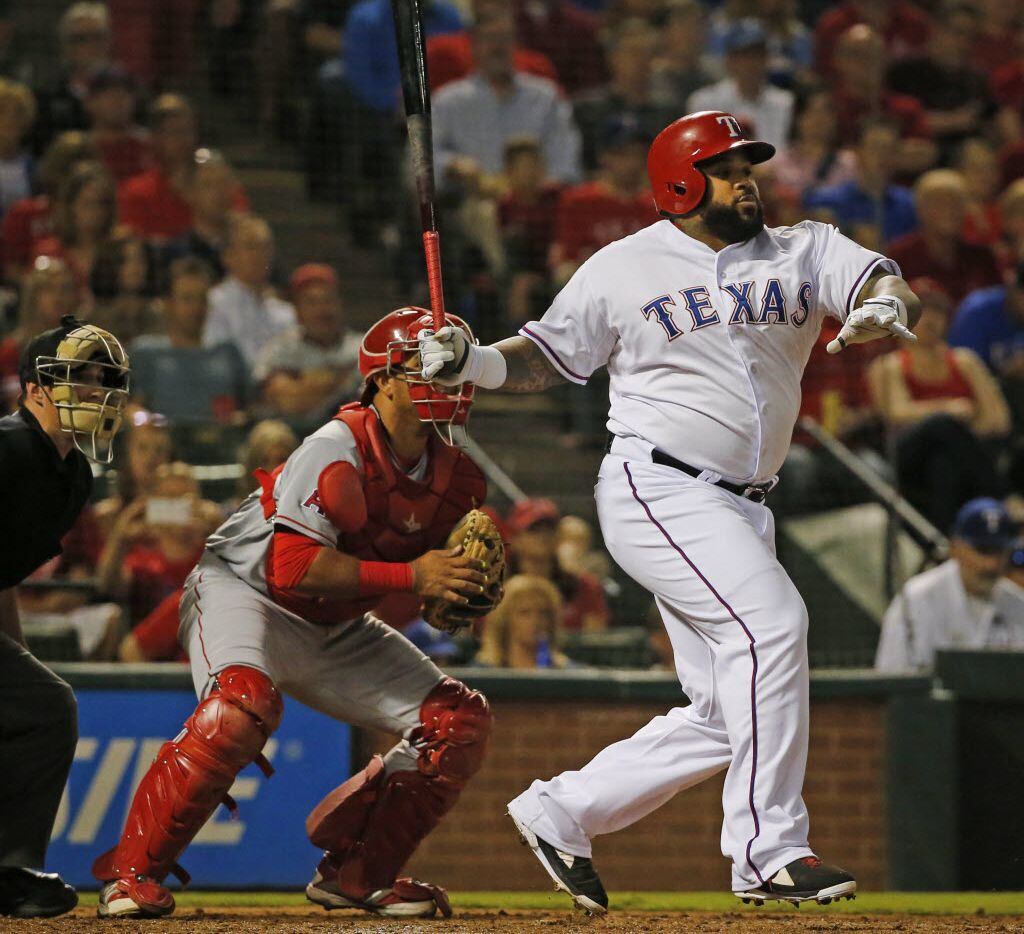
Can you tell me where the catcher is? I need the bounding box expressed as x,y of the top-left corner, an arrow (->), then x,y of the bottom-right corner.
91,307 -> 505,920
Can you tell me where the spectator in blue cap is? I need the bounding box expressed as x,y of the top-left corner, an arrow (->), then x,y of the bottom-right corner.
876,497 -> 1024,671
687,17 -> 794,152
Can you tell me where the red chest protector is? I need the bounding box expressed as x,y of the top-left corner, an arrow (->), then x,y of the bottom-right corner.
258,404 -> 486,626
332,404 -> 486,560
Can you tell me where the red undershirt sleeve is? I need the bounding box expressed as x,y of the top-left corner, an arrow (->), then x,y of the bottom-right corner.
271,528 -> 323,589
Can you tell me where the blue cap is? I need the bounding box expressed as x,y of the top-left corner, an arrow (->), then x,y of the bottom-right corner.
951,498 -> 1015,550
1010,541 -> 1024,568
723,18 -> 767,53
599,114 -> 649,151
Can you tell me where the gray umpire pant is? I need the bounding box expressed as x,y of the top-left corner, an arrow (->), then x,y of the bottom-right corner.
0,632 -> 77,869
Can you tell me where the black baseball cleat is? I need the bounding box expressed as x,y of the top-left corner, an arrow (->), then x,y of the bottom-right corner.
735,856 -> 856,906
508,810 -> 608,915
0,866 -> 78,918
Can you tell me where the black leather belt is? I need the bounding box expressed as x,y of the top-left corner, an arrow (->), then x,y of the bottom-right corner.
650,449 -> 776,503
606,434 -> 777,503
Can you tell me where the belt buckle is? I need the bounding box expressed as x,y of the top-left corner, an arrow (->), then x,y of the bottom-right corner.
743,476 -> 778,503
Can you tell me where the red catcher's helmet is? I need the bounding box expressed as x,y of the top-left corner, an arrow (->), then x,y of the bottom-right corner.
359,306 -> 476,435
647,111 -> 775,218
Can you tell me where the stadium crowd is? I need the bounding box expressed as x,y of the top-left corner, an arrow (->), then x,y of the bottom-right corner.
4,0 -> 1024,672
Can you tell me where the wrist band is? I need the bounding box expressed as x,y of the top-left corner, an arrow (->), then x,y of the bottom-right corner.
358,561 -> 415,596
460,344 -> 508,389
871,294 -> 908,325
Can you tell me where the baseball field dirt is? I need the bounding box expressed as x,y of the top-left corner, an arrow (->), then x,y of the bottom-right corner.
7,892 -> 1024,933
5,905 -> 1024,933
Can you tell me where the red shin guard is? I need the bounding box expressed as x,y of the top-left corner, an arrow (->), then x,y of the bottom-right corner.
92,666 -> 283,883
307,678 -> 491,896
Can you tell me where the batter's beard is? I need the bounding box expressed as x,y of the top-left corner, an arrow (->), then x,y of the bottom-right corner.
703,201 -> 765,244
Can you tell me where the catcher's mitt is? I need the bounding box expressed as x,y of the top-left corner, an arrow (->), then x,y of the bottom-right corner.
424,509 -> 506,633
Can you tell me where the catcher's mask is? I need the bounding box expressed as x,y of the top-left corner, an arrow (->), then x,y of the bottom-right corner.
359,306 -> 475,446
31,316 -> 130,463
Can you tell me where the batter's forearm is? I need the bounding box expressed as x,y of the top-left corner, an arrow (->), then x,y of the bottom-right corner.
865,274 -> 922,329
492,336 -> 566,392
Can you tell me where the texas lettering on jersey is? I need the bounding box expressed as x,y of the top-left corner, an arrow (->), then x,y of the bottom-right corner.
641,280 -> 813,340
519,219 -> 897,482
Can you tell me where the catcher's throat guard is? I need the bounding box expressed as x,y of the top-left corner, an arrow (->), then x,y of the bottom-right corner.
34,322 -> 130,464
359,307 -> 475,447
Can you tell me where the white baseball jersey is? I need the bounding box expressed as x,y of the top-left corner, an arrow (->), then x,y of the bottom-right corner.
519,219 -> 897,483
875,560 -> 1024,672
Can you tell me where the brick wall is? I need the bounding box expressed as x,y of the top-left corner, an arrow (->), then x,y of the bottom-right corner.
364,696 -> 888,891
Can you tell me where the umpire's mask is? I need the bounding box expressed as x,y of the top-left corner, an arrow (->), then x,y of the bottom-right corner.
32,316 -> 131,463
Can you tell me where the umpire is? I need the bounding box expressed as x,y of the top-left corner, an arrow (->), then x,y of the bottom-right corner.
0,315 -> 129,918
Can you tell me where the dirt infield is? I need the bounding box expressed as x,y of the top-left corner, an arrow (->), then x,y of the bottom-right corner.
8,906 -> 1024,933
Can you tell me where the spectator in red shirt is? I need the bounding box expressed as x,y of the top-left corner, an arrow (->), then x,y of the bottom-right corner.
886,4 -> 994,160
158,149 -> 242,281
94,409 -> 174,541
118,588 -> 187,662
550,117 -> 658,287
1,130 -> 97,284
815,0 -> 931,77
512,0 -> 606,94
868,279 -> 1010,532
889,169 -> 1003,304
31,160 -> 117,292
0,257 -> 77,410
506,497 -> 610,633
830,24 -> 936,178
83,65 -> 152,182
117,94 -> 201,241
95,460 -> 222,625
427,0 -> 558,92
498,137 -> 561,325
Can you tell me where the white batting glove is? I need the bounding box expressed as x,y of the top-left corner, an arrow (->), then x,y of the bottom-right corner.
419,326 -> 473,385
826,296 -> 917,354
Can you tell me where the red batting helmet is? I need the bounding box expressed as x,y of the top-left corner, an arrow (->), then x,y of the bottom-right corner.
359,306 -> 476,434
647,111 -> 775,218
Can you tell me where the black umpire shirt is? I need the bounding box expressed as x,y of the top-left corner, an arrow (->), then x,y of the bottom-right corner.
0,407 -> 92,589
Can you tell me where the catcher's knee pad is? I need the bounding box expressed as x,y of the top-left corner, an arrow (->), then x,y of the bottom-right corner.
308,679 -> 491,897
92,666 -> 282,884
416,677 -> 492,785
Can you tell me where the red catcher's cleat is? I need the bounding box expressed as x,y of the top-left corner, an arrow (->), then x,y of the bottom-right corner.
97,876 -> 175,918
306,866 -> 452,919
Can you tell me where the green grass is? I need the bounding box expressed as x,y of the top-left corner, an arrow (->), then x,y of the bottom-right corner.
74,890 -> 1024,915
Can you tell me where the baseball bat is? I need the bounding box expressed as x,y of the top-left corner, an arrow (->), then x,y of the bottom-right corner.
391,0 -> 445,331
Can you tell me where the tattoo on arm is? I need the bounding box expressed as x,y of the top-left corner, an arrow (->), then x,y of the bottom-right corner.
493,336 -> 566,392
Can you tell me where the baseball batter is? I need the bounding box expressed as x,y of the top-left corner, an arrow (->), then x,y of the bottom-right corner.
420,111 -> 922,911
92,308 -> 495,920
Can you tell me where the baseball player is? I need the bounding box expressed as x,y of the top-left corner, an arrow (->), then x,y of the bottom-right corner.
420,111 -> 922,911
92,308 -> 494,920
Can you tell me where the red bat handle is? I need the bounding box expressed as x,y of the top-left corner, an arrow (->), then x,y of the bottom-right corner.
423,230 -> 445,330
